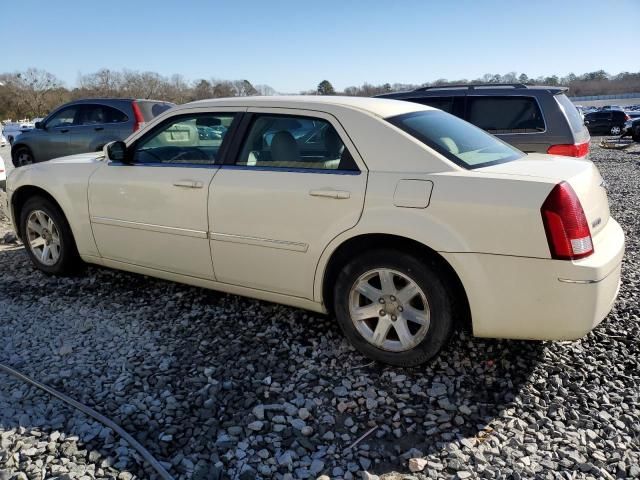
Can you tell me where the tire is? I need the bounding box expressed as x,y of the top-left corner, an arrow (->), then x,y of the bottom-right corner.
610,125 -> 622,135
333,249 -> 453,366
19,196 -> 82,275
13,145 -> 35,167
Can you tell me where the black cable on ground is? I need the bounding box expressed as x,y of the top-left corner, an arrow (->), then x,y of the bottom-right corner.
0,362 -> 175,480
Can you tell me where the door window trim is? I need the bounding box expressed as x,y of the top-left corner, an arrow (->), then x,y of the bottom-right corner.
222,112 -> 361,175
110,111 -> 243,168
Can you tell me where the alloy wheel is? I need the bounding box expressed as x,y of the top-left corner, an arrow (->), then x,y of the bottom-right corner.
26,210 -> 61,266
611,126 -> 621,135
17,150 -> 34,166
349,268 -> 430,352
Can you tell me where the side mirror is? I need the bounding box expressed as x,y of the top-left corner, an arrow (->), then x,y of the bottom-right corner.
104,141 -> 128,163
35,121 -> 44,129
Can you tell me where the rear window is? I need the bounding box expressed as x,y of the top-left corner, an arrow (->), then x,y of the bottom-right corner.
555,94 -> 586,133
136,101 -> 175,121
467,96 -> 545,133
388,110 -> 524,169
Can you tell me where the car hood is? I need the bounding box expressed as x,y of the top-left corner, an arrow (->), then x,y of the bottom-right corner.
48,152 -> 104,164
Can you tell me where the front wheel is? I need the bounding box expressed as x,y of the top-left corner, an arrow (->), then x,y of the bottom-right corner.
333,249 -> 453,366
610,125 -> 622,135
19,196 -> 82,275
13,146 -> 35,167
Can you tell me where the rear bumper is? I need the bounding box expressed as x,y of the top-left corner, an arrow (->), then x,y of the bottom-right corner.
442,218 -> 625,340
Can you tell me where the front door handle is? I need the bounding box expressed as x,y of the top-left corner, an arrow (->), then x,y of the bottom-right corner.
309,189 -> 351,199
59,129 -> 69,133
94,126 -> 104,131
173,180 -> 203,189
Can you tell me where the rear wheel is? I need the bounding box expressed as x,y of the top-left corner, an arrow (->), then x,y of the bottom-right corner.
610,125 -> 622,135
19,196 -> 82,275
13,146 -> 35,167
333,249 -> 454,366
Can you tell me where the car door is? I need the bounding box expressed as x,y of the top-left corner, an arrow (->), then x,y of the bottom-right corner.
88,109 -> 241,279
208,109 -> 367,299
71,104 -> 130,154
36,105 -> 79,160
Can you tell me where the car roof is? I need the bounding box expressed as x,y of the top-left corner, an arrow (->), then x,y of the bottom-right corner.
184,95 -> 433,118
63,98 -> 173,105
378,84 -> 568,98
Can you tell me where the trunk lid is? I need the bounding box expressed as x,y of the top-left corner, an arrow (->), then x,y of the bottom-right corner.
476,153 -> 610,237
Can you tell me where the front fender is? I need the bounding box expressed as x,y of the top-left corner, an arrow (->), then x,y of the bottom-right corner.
9,161 -> 102,256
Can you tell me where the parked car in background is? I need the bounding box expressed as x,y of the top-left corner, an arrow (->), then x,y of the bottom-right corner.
2,122 -> 35,145
1,132 -> 7,146
625,110 -> 640,119
584,110 -> 630,135
378,84 -> 590,157
599,105 -> 623,111
10,98 -> 174,167
5,96 -> 624,366
622,117 -> 640,142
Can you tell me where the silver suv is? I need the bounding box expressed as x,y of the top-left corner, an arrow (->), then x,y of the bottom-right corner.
378,84 -> 590,157
11,98 -> 174,167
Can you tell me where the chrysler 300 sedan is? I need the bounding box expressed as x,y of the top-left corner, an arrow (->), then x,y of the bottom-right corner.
5,97 -> 624,366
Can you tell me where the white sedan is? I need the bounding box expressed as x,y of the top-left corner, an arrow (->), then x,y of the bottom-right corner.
5,97 -> 624,366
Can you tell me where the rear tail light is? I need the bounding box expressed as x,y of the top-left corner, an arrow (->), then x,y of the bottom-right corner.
547,142 -> 589,157
541,182 -> 593,260
625,114 -> 631,121
132,101 -> 145,131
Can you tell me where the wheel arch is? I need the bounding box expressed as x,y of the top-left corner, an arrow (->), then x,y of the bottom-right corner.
319,233 -> 472,332
11,185 -> 68,240
11,142 -> 33,167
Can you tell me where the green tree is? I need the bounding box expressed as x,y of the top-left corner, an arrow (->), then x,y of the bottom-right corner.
518,73 -> 529,84
317,80 -> 335,95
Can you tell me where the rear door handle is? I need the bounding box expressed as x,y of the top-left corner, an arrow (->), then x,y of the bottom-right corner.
94,126 -> 104,131
59,129 -> 69,133
309,189 -> 351,199
173,180 -> 203,189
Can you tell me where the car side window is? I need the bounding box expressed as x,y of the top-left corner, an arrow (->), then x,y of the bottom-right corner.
409,96 -> 454,114
236,114 -> 358,171
467,96 -> 545,134
45,107 -> 78,129
77,105 -> 128,125
131,113 -> 235,165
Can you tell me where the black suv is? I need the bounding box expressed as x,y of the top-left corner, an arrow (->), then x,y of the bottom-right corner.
378,84 -> 590,157
584,110 -> 630,136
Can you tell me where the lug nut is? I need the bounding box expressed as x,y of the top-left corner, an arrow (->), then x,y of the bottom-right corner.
398,306 -> 404,312
391,315 -> 397,321
390,295 -> 396,301
379,310 -> 386,316
379,298 -> 385,304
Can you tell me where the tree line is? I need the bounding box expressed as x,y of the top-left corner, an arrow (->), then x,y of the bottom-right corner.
320,70 -> 640,98
1,68 -> 639,120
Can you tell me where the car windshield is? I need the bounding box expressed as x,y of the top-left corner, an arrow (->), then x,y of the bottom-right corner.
387,110 -> 524,169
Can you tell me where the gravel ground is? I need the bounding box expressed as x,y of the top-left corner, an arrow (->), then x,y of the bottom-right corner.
0,139 -> 639,480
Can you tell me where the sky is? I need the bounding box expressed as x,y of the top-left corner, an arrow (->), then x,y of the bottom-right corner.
3,0 -> 639,93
